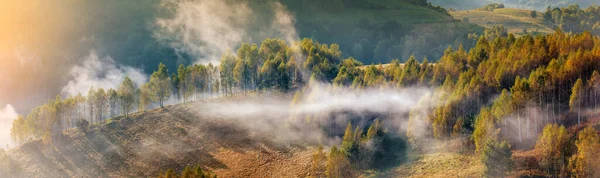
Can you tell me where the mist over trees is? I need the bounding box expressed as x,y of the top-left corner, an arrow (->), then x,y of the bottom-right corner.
2,0 -> 488,116
9,24 -> 600,174
5,0 -> 600,176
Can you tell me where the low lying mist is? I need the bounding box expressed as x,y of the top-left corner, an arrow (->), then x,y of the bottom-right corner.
0,105 -> 18,148
61,51 -> 148,96
193,82 -> 437,146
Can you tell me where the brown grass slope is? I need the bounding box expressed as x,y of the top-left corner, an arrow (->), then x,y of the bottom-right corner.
451,8 -> 553,34
5,100 -> 313,178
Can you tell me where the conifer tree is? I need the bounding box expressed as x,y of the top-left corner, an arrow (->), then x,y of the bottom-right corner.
481,139 -> 513,178
149,63 -> 172,108
118,77 -> 136,118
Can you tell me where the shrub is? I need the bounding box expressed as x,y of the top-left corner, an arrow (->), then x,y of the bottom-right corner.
76,119 -> 90,133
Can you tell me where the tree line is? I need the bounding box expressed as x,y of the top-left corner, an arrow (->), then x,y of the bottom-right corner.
10,38 -> 344,146
544,4 -> 600,35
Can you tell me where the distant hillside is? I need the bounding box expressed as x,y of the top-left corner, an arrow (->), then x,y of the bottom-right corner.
431,0 -> 597,10
450,8 -> 554,34
284,0 -> 482,63
494,0 -> 597,10
429,0 -> 493,10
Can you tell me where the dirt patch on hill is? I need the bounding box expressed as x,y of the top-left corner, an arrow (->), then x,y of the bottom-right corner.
4,99 -> 314,177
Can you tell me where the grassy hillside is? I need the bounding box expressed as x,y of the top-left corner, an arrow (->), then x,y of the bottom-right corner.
1,98 -> 314,177
430,0 -> 597,10
494,0 -> 597,10
450,8 -> 554,34
390,152 -> 484,177
429,0 -> 493,10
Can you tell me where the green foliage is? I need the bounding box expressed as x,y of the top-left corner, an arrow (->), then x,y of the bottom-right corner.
491,89 -> 512,123
543,5 -> 600,36
570,78 -> 584,125
325,146 -> 353,178
118,77 -> 136,118
341,122 -> 360,161
483,26 -> 508,41
333,58 -> 363,87
177,64 -> 195,103
472,107 -> 497,154
76,119 -> 90,133
535,124 -> 570,176
233,50 -> 251,93
12,28 -> 600,171
364,119 -> 395,168
481,139 -> 513,178
220,51 -> 237,96
531,10 -> 538,18
10,115 -> 27,145
149,63 -> 172,107
138,84 -> 151,112
479,3 -> 505,11
398,56 -> 421,87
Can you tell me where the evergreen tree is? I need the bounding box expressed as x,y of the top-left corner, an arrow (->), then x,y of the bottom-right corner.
178,64 -> 189,103
107,89 -> 119,117
138,84 -> 151,112
398,55 -> 420,87
472,107 -> 496,154
341,122 -> 359,161
312,145 -> 326,176
531,10 -> 537,18
536,124 -> 570,176
118,77 -> 136,118
325,145 -> 352,178
181,166 -> 192,178
491,89 -> 512,139
481,139 -> 513,178
219,52 -> 237,96
149,63 -> 172,108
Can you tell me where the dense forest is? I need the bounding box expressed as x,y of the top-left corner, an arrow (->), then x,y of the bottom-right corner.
10,26 -> 600,176
543,4 -> 600,35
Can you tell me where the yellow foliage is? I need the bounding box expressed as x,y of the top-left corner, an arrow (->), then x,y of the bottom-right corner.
568,126 -> 600,178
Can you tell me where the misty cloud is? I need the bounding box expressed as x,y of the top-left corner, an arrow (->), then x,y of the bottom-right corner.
61,51 -> 148,96
154,0 -> 300,64
0,104 -> 18,148
195,82 -> 438,145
